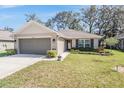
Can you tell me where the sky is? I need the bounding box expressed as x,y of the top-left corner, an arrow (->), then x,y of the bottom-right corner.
0,5 -> 88,30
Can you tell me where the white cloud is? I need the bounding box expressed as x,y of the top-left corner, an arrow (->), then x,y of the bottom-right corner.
0,5 -> 20,8
0,14 -> 16,20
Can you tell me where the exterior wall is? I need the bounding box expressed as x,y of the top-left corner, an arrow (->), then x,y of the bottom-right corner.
72,39 -> 76,48
93,39 -> 99,49
0,41 -> 14,50
14,22 -> 58,54
57,37 -> 65,55
15,39 -> 20,54
14,24 -> 58,54
15,35 -> 58,54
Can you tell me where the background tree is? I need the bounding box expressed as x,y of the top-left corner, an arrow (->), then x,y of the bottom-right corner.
96,6 -> 124,38
25,13 -> 43,24
45,18 -> 55,30
95,6 -> 112,36
105,37 -> 119,50
80,5 -> 97,33
45,11 -> 83,31
24,5 -> 124,38
3,26 -> 14,32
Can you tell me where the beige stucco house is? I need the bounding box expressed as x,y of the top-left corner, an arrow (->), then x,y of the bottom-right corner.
0,31 -> 14,51
14,21 -> 102,55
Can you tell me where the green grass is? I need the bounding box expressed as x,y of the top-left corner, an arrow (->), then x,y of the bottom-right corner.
1,50 -> 124,88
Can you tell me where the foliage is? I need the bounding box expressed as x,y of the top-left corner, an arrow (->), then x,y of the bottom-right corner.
47,50 -> 57,58
97,48 -> 113,56
70,49 -> 80,54
6,49 -> 17,55
105,37 -> 119,47
45,5 -> 124,38
70,48 -> 97,54
80,5 -> 97,33
97,47 -> 105,53
3,26 -> 14,32
45,11 -> 83,31
25,13 -> 43,24
0,49 -> 16,57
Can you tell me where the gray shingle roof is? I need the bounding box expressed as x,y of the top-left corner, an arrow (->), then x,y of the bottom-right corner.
0,31 -> 14,41
57,29 -> 102,39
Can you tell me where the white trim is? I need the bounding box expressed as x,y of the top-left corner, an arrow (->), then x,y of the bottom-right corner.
50,38 -> 52,50
16,36 -> 52,39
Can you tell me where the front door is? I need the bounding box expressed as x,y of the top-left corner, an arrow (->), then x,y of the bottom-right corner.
66,40 -> 72,50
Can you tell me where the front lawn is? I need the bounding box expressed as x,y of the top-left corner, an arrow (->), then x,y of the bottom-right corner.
1,50 -> 124,87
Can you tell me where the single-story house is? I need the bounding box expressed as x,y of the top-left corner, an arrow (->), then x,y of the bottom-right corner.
14,21 -> 102,55
0,30 -> 14,51
117,33 -> 124,50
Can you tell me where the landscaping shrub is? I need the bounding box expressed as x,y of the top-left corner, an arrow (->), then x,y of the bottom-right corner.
47,50 -> 57,58
6,49 -> 17,55
96,47 -> 113,56
71,47 -> 96,52
97,47 -> 105,53
70,48 -> 80,54
70,48 -> 98,55
78,47 -> 96,52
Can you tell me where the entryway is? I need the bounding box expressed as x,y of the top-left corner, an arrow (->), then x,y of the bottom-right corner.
65,40 -> 72,50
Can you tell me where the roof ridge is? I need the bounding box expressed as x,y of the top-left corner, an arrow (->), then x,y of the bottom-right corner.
59,29 -> 102,37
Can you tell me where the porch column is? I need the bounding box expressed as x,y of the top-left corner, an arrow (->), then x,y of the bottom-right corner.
93,39 -> 98,49
16,38 -> 20,54
72,39 -> 76,48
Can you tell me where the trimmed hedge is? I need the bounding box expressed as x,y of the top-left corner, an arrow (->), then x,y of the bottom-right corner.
47,50 -> 57,58
6,49 -> 17,55
71,47 -> 96,52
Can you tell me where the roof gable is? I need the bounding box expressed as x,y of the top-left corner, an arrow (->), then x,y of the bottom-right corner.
15,21 -> 57,35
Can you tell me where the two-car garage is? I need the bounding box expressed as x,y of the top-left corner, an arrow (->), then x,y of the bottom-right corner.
19,38 -> 51,54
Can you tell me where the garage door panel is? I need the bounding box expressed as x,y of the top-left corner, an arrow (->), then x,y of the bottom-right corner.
19,38 -> 51,54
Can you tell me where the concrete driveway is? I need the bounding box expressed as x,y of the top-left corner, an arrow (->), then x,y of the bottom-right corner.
0,54 -> 44,79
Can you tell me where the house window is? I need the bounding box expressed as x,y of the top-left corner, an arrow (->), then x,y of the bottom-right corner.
85,40 -> 91,48
78,39 -> 91,48
78,40 -> 84,47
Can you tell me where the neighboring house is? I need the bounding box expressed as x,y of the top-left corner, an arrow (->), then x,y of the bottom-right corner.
14,21 -> 102,55
117,33 -> 124,50
0,31 -> 14,51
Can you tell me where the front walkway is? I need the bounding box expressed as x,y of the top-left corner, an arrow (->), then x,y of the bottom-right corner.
0,52 -> 70,79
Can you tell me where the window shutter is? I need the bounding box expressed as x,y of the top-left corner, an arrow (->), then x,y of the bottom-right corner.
91,39 -> 94,49
76,39 -> 78,48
